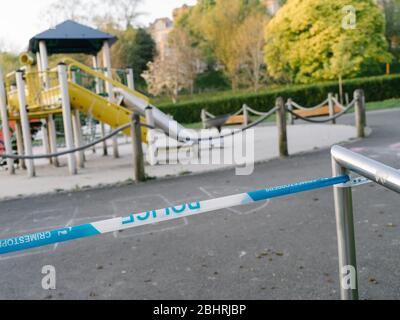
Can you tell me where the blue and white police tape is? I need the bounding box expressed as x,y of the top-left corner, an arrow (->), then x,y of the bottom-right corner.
0,175 -> 352,255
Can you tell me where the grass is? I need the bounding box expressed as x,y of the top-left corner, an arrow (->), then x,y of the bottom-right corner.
182,98 -> 400,129
366,98 -> 400,111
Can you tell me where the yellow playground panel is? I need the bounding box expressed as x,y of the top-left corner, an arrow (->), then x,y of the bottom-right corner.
4,57 -> 148,142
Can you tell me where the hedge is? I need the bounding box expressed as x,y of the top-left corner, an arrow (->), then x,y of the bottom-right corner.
157,74 -> 400,124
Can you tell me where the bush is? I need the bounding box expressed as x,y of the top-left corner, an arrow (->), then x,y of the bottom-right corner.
157,74 -> 400,124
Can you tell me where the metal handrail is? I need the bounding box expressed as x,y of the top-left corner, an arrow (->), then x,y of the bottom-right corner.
331,145 -> 400,300
59,57 -> 149,103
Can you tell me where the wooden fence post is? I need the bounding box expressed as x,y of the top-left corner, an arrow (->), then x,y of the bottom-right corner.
276,97 -> 288,158
328,93 -> 336,125
354,89 -> 366,138
131,113 -> 146,183
287,99 -> 294,125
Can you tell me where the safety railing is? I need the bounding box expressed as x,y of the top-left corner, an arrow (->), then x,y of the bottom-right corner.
331,145 -> 400,300
5,70 -> 61,118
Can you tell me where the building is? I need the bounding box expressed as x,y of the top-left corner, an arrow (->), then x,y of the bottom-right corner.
149,17 -> 174,61
265,0 -> 281,16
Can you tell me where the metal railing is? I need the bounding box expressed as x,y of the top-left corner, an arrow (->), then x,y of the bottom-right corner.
331,145 -> 400,300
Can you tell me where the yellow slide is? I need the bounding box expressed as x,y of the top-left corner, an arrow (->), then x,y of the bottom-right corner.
68,81 -> 147,142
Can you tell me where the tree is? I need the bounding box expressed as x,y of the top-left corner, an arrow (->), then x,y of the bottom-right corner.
119,28 -> 156,87
376,0 -> 400,59
0,51 -> 19,75
42,0 -> 92,26
264,0 -> 392,84
234,11 -> 269,91
103,0 -> 143,29
142,30 -> 200,103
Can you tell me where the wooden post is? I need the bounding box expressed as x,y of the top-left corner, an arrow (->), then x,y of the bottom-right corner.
287,99 -> 294,125
276,97 -> 288,158
328,93 -> 336,125
201,109 -> 207,129
131,113 -> 146,183
243,104 -> 249,126
354,89 -> 366,139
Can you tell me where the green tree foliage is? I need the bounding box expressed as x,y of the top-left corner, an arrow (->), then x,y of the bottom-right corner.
119,27 -> 156,86
176,0 -> 266,90
376,0 -> 400,59
264,0 -> 392,84
0,52 -> 19,74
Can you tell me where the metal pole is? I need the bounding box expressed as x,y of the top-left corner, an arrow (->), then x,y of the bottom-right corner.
0,68 -> 15,174
131,113 -> 145,183
92,55 -> 108,156
328,93 -> 336,125
48,114 -> 59,167
354,89 -> 366,138
41,119 -> 52,165
70,70 -> 85,168
127,68 -> 135,91
16,70 -> 35,177
145,106 -> 157,166
15,121 -> 26,170
332,156 -> 358,300
39,41 -> 49,89
58,64 -> 77,175
72,109 -> 85,168
102,40 -> 119,159
276,97 -> 288,158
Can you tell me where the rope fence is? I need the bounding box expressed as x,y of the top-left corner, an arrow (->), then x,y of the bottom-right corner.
1,87 -> 367,183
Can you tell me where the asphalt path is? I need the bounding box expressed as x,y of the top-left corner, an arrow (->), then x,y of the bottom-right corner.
0,108 -> 399,300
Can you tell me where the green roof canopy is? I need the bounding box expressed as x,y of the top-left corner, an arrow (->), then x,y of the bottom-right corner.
28,20 -> 117,55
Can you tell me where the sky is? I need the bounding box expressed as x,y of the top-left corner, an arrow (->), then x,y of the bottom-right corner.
0,0 -> 197,53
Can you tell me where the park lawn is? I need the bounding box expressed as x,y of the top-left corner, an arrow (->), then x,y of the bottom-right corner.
183,98 -> 400,129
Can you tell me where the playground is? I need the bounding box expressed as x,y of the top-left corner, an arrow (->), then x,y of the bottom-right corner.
0,20 -> 399,301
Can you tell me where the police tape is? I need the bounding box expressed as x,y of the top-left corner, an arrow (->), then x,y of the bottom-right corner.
0,174 -> 358,255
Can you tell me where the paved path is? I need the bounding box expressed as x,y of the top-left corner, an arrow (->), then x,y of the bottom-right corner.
0,123 -> 357,200
0,109 -> 398,300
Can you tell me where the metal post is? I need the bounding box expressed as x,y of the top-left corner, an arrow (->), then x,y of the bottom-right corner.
127,68 -> 135,91
58,64 -> 77,175
276,97 -> 288,158
102,40 -> 119,159
15,121 -> 26,170
354,89 -> 366,138
243,104 -> 249,126
328,93 -> 336,125
0,68 -> 15,174
48,114 -> 59,167
145,106 -> 157,166
287,99 -> 294,125
332,157 -> 359,300
39,41 -> 49,89
92,55 -> 108,156
16,70 -> 35,177
131,113 -> 146,182
72,109 -> 85,168
41,119 -> 52,165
